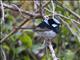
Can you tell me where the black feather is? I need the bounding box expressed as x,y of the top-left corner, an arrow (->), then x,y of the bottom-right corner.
37,18 -> 60,33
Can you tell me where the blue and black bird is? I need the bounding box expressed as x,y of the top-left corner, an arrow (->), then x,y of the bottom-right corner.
35,15 -> 61,40
34,16 -> 61,58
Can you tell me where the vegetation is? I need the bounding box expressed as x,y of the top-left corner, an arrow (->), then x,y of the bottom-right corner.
0,0 -> 80,60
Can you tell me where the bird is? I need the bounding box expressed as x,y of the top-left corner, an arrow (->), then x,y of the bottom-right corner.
35,15 -> 61,40
33,15 -> 61,58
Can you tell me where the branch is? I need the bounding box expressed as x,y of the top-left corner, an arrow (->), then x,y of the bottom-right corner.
0,3 -> 39,17
0,1 -> 50,17
44,7 -> 80,25
45,6 -> 80,42
0,46 -> 6,60
48,41 -> 58,60
0,1 -> 51,44
0,0 -> 5,23
54,1 -> 80,20
35,1 -> 50,13
17,27 -> 51,31
56,13 -> 80,25
0,17 -> 31,43
59,17 -> 80,42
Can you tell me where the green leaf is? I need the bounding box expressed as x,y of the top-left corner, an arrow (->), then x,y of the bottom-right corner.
24,55 -> 30,60
32,44 -> 45,54
3,44 -> 10,52
63,50 -> 74,60
5,14 -> 14,25
16,46 -> 26,54
20,32 -> 32,48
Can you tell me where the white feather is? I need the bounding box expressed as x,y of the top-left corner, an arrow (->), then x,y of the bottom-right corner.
44,20 -> 49,25
52,24 -> 57,27
54,18 -> 60,24
44,16 -> 49,25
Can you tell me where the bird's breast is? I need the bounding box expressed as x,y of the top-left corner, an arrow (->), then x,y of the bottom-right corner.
35,30 -> 57,39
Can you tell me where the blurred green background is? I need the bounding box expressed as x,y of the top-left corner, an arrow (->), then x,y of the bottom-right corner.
0,0 -> 80,60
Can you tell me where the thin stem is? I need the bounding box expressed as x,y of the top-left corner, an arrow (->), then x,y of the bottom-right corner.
0,0 -> 5,23
0,45 -> 6,60
0,17 -> 30,43
59,17 -> 80,42
0,1 -> 51,43
54,1 -> 80,20
48,41 -> 58,60
45,7 -> 80,25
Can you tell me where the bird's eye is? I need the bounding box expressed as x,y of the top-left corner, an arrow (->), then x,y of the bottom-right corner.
52,24 -> 57,27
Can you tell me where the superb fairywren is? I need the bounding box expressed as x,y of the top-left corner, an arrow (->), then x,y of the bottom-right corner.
35,15 -> 61,40
34,16 -> 61,58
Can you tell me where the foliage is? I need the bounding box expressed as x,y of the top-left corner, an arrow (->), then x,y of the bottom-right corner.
0,0 -> 80,60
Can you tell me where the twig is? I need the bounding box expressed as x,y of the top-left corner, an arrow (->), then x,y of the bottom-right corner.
54,1 -> 80,20
11,4 -> 22,16
44,7 -> 80,25
0,14 -> 49,44
55,12 -> 80,25
0,0 -> 5,23
0,30 -> 15,44
0,1 -> 50,17
0,17 -> 31,43
48,41 -> 58,60
0,46 -> 6,60
56,13 -> 80,25
0,1 -> 51,43
35,1 -> 50,13
34,0 -> 40,11
17,27 -> 51,31
0,3 -> 39,17
59,17 -> 80,42
51,0 -> 55,19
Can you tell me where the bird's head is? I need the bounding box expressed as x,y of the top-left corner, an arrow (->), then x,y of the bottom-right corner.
43,15 -> 61,26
